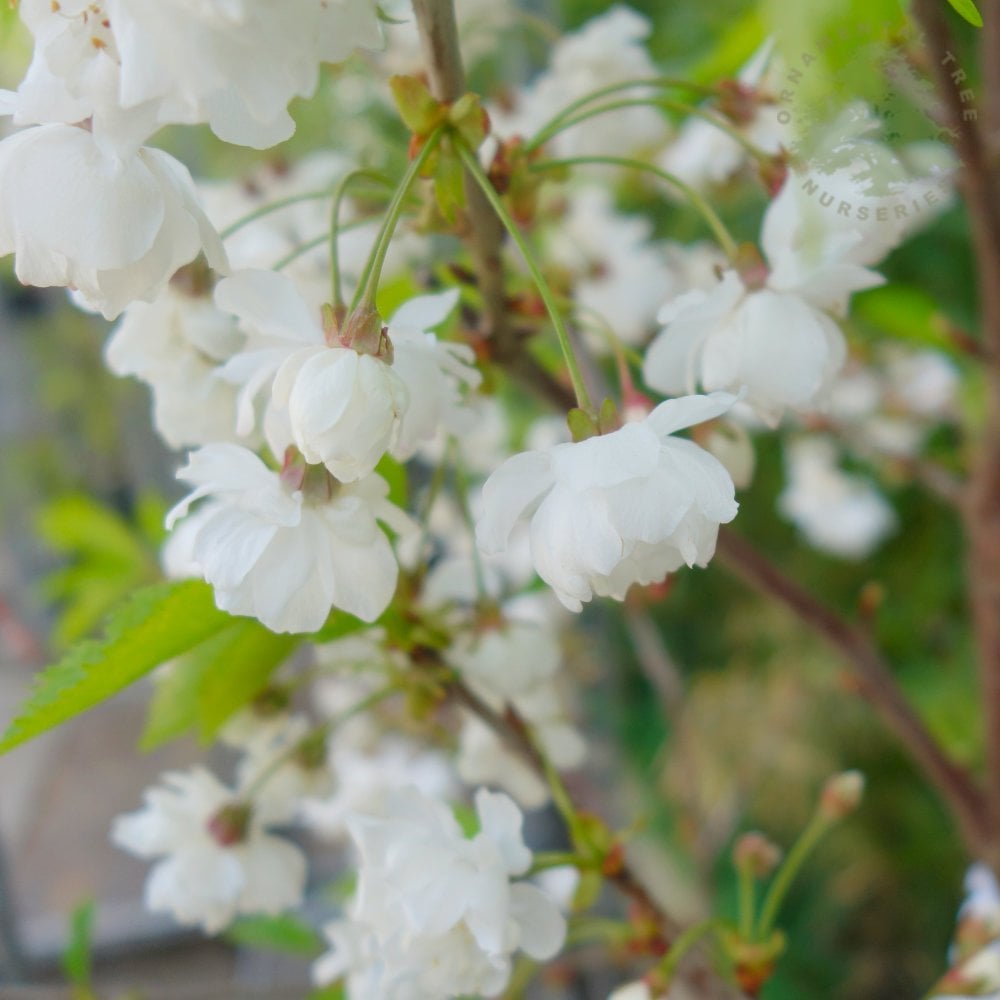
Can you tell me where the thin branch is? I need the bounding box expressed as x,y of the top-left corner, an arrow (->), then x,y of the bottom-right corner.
715,528 -> 989,857
449,675 -> 749,1000
913,0 -> 1000,854
411,0 -> 509,341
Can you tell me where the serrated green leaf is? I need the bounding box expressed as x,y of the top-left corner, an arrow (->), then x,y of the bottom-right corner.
945,0 -> 983,26
142,621 -> 300,749
196,623 -> 300,741
226,914 -> 323,956
37,494 -> 161,648
0,580 -> 230,754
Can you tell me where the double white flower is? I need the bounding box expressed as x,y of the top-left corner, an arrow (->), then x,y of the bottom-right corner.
314,787 -> 566,998
0,124 -> 226,319
476,393 -> 739,612
217,272 -> 479,481
643,176 -> 885,424
167,443 -> 413,633
111,766 -> 306,934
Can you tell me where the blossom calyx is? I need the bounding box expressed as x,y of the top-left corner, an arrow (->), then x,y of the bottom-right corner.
207,802 -> 252,847
279,447 -> 338,503
338,305 -> 393,361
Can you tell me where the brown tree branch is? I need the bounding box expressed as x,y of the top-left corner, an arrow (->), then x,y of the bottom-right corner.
411,0 -> 510,341
449,675 -> 749,1000
716,528 -> 989,856
912,0 -> 1000,855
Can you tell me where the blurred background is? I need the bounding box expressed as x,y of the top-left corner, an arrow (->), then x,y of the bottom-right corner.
0,0 -> 983,997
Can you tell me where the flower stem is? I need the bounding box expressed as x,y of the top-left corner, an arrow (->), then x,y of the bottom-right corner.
524,77 -> 717,153
328,169 -> 393,312
659,919 -> 722,984
350,130 -> 445,312
756,813 -> 830,939
738,865 -> 756,940
220,189 -> 338,240
455,140 -> 594,413
530,155 -> 739,262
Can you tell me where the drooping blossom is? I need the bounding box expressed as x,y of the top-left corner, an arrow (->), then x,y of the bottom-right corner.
313,787 -> 566,998
0,124 -> 225,319
476,393 -> 739,611
166,444 -> 413,633
111,766 -> 306,934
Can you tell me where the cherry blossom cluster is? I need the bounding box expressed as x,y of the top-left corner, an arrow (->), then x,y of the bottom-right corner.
0,0 -> 969,996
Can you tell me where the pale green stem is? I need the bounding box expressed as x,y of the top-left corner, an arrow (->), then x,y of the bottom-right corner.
756,813 -> 831,939
350,129 -> 445,312
530,155 -> 740,262
659,919 -> 722,984
328,169 -> 393,312
220,189 -> 336,240
738,865 -> 756,940
271,214 -> 380,272
531,95 -> 771,165
524,77 -> 717,152
452,452 -> 489,603
528,850 -> 588,874
241,683 -> 400,800
455,140 -> 594,413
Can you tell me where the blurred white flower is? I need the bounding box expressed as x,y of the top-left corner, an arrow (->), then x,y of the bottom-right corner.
476,394 -> 738,611
387,289 -> 483,459
661,39 -> 789,191
314,787 -> 566,997
105,281 -> 245,448
167,444 -> 413,632
778,438 -> 896,559
449,619 -> 585,807
490,5 -> 669,158
111,766 -> 306,934
0,124 -> 225,319
545,185 -> 669,348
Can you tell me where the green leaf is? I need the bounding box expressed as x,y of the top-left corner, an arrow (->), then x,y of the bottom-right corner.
62,900 -> 95,989
142,621 -> 300,749
226,914 -> 324,956
434,149 -> 467,224
852,284 -> 964,357
945,0 -> 983,26
388,74 -> 445,135
37,494 -> 162,647
0,580 -> 231,754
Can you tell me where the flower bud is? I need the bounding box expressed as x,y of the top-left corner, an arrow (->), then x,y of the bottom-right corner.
819,770 -> 865,821
733,831 -> 783,878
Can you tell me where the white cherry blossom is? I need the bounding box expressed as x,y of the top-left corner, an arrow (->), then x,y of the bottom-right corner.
314,787 -> 566,998
166,444 -> 413,632
778,438 -> 896,559
476,394 -> 739,611
389,289 -> 482,459
545,185 -> 671,348
0,124 -> 226,319
7,0 -> 383,153
111,766 -> 306,934
490,6 -> 668,158
105,280 -> 245,448
643,175 -> 884,423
